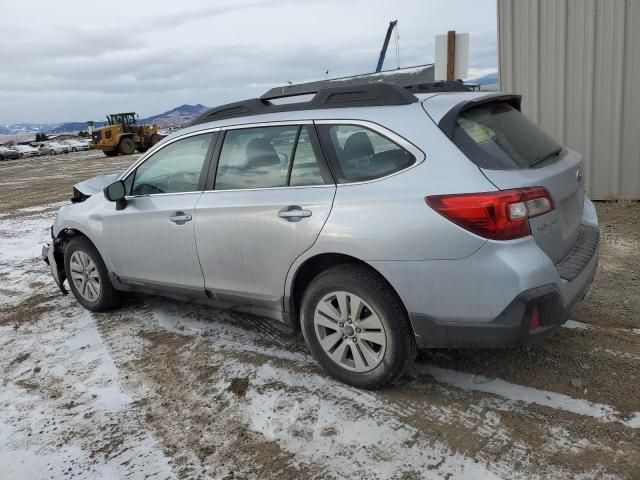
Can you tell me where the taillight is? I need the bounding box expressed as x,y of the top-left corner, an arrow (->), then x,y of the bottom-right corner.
426,187 -> 554,240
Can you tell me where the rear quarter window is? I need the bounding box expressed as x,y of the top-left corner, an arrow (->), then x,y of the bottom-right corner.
452,101 -> 563,170
317,124 -> 416,183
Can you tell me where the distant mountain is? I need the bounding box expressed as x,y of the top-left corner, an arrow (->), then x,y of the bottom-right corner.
48,121 -> 105,134
1,104 -> 210,137
468,72 -> 499,86
0,122 -> 59,135
140,104 -> 208,128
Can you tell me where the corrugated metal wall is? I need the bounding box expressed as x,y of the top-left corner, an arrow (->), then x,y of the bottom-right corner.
498,0 -> 640,199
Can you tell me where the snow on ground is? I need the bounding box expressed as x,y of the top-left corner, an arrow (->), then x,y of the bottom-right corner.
243,362 -> 504,480
1,190 -> 639,479
419,365 -> 640,429
0,211 -> 509,479
1,210 -> 175,479
563,319 -> 590,330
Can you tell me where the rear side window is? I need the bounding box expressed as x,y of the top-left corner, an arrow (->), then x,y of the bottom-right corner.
454,102 -> 563,169
318,124 -> 415,183
215,125 -> 328,190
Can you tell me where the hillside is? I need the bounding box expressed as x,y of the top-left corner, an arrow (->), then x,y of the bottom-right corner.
467,71 -> 499,87
0,123 -> 59,135
1,104 -> 209,137
141,104 -> 208,128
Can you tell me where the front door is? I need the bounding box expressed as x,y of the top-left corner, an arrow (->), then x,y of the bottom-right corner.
101,131 -> 216,292
195,124 -> 335,311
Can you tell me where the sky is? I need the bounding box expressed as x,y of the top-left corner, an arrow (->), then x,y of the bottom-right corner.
0,0 -> 497,124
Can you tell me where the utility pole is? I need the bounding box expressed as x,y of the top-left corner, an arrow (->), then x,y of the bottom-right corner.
447,30 -> 456,81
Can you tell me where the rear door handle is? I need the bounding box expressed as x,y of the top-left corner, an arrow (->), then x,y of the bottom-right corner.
278,206 -> 312,222
169,211 -> 192,225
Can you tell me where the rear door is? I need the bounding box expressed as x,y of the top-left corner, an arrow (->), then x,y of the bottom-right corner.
194,123 -> 335,311
425,97 -> 585,263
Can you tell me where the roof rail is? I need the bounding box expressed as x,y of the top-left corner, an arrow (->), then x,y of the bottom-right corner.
190,82 -> 418,126
405,81 -> 472,93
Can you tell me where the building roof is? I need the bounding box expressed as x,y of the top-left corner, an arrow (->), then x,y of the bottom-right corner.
262,64 -> 434,99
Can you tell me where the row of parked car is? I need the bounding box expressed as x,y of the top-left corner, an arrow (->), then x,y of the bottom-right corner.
0,139 -> 90,160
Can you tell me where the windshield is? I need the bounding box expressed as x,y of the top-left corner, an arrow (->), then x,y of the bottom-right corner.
454,101 -> 562,169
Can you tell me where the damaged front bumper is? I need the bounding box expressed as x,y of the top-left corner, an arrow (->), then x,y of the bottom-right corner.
42,227 -> 68,295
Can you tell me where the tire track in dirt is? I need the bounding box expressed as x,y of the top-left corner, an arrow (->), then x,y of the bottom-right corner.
93,292 -> 639,479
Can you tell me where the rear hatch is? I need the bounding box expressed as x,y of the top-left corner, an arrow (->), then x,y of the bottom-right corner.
426,96 -> 585,263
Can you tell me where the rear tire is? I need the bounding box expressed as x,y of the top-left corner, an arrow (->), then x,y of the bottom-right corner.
104,150 -> 118,157
118,137 -> 136,155
50,150 -> 55,156
300,264 -> 416,389
72,147 -> 77,152
64,236 -> 121,312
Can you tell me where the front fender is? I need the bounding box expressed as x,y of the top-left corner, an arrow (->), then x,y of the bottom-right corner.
53,197 -> 112,271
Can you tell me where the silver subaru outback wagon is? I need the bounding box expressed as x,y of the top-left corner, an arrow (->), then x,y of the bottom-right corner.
42,82 -> 599,388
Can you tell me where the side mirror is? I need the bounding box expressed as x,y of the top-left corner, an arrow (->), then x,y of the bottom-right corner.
103,180 -> 127,210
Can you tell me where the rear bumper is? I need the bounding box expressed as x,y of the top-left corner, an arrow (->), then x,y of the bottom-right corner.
410,285 -> 564,348
410,248 -> 597,349
408,234 -> 598,348
371,220 -> 599,349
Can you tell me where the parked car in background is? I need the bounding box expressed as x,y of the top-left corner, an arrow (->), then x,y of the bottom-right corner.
39,142 -> 70,155
61,139 -> 90,152
42,82 -> 599,388
11,144 -> 39,158
0,146 -> 20,160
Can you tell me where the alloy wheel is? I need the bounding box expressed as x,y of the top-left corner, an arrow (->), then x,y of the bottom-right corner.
313,291 -> 387,372
69,251 -> 101,302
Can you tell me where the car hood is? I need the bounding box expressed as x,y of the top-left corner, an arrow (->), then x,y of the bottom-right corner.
72,172 -> 121,201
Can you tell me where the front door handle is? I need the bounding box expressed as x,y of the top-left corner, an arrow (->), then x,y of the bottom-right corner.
278,206 -> 312,222
169,211 -> 192,225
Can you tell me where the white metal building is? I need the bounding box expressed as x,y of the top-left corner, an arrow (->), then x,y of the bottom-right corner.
497,0 -> 640,199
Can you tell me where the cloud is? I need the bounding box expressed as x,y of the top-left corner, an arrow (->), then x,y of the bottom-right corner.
0,0 -> 497,123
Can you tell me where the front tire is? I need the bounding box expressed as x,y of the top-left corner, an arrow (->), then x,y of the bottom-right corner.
72,147 -> 77,152
118,137 -> 136,155
300,264 -> 416,389
150,133 -> 162,146
104,149 -> 118,157
64,236 -> 121,312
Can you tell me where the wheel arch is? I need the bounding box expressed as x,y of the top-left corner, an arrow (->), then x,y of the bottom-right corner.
117,133 -> 134,143
285,252 -> 411,332
56,227 -> 108,266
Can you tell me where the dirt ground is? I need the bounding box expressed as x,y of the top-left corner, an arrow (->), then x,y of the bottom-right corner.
0,151 -> 638,479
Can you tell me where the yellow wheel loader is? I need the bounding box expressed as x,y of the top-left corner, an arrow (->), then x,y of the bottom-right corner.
89,113 -> 163,156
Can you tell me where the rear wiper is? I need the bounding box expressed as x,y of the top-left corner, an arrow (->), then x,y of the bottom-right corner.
530,147 -> 562,167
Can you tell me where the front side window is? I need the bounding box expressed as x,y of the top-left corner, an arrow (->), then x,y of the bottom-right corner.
215,125 -> 326,190
454,101 -> 563,169
130,133 -> 213,195
318,124 -> 416,183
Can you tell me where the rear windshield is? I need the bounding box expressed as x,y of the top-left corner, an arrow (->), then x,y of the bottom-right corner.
454,101 -> 562,169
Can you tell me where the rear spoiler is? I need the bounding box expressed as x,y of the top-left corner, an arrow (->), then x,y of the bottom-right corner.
438,94 -> 522,139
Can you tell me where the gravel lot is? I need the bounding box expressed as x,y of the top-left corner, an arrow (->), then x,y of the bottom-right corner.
1,151 -> 639,479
